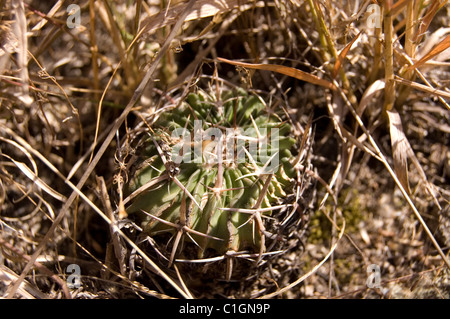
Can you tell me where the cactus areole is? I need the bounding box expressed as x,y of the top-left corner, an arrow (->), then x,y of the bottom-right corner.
124,88 -> 300,263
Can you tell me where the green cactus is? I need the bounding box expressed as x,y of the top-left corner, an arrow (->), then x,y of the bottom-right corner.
123,88 -> 300,267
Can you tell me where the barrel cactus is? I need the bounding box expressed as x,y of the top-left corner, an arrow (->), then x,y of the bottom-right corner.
120,86 -> 312,279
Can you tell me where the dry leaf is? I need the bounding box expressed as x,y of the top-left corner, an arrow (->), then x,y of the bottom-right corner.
408,34 -> 450,70
332,32 -> 361,79
217,57 -> 336,91
12,0 -> 32,105
394,76 -> 450,100
358,79 -> 385,116
414,0 -> 447,44
6,156 -> 67,202
387,110 -> 411,195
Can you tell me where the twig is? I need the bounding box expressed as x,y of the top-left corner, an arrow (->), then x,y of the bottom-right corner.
383,0 -> 396,112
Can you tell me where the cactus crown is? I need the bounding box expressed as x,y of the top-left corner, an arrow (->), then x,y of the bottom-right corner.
124,87 -> 299,266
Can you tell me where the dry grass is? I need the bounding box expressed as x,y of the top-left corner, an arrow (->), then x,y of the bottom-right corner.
0,0 -> 449,299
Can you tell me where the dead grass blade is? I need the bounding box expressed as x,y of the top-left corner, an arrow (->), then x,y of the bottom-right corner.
0,136 -> 66,202
89,0 -> 100,98
307,0 -> 351,93
408,34 -> 450,70
30,0 -> 63,31
383,0 -> 396,112
394,75 -> 450,100
0,236 -> 71,299
140,0 -> 255,35
358,79 -> 385,116
2,154 -> 66,202
414,0 -> 448,44
217,57 -> 337,91
96,176 -> 128,276
95,0 -> 136,88
12,0 -> 32,105
396,48 -> 450,110
387,110 -> 411,195
404,0 -> 415,59
387,105 -> 441,208
332,32 -> 361,79
173,264 -> 194,299
0,265 -> 48,299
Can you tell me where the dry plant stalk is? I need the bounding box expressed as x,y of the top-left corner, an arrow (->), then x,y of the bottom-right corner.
383,0 -> 396,112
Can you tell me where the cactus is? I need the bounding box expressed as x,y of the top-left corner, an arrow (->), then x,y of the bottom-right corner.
122,87 -> 308,274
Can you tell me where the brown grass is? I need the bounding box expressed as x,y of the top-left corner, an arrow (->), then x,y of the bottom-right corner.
0,0 -> 449,299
